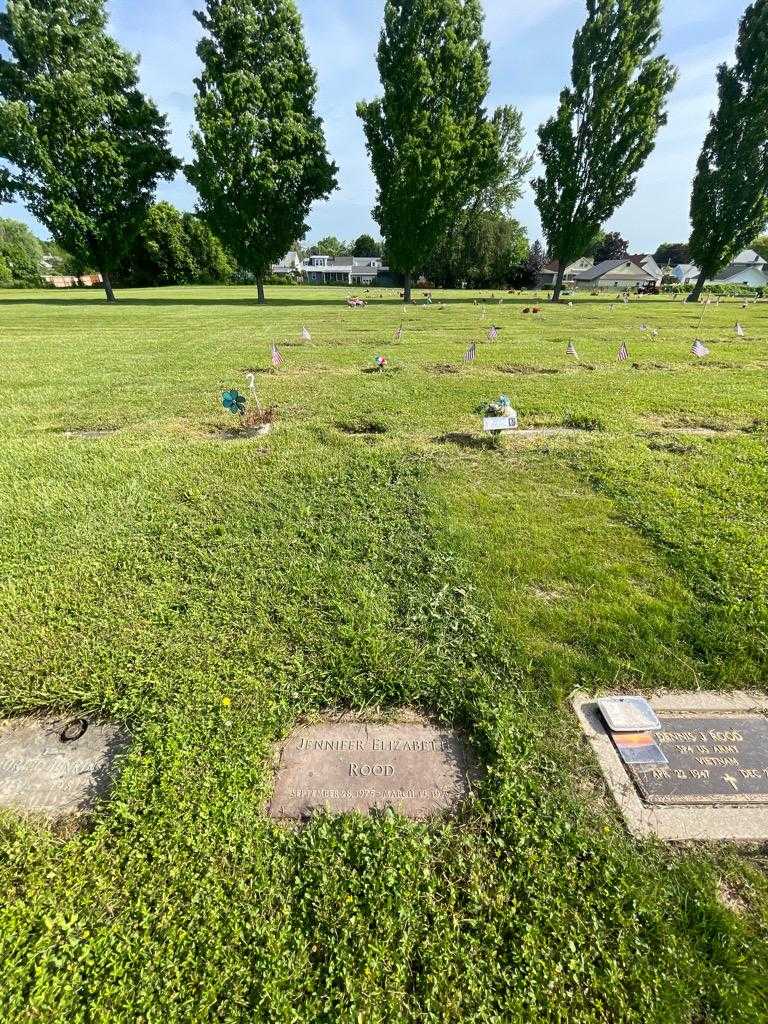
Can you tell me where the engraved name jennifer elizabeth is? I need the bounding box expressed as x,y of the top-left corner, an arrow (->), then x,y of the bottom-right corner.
295,734 -> 450,778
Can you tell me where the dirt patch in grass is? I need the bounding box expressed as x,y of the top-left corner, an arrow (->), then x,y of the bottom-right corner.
496,364 -> 561,375
642,415 -> 737,436
717,878 -> 751,917
434,432 -> 501,450
337,420 -> 388,436
648,439 -> 697,456
215,424 -> 273,441
361,366 -> 403,375
425,363 -> 461,374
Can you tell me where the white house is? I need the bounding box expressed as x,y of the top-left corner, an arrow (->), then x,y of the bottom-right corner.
272,251 -> 303,276
629,253 -> 664,284
538,256 -> 594,288
672,263 -> 702,284
574,258 -> 656,290
707,249 -> 767,288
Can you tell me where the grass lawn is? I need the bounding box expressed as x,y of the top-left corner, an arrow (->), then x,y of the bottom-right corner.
0,283 -> 767,1022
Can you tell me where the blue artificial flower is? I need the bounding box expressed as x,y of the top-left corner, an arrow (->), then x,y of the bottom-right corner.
222,389 -> 246,415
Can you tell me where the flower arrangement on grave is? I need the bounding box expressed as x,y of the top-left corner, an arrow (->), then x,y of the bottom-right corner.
484,394 -> 513,417
221,375 -> 277,433
375,354 -> 388,372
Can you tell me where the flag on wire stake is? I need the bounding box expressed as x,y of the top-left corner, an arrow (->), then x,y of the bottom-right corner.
487,325 -> 500,340
618,341 -> 629,362
692,339 -> 710,358
301,326 -> 311,341
566,341 -> 578,359
394,324 -> 403,341
271,343 -> 284,369
735,322 -> 745,337
464,341 -> 477,362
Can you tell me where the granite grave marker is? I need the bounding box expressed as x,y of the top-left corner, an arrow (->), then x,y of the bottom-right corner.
0,716 -> 127,818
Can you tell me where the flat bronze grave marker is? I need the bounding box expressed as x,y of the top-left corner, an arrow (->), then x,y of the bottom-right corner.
0,716 -> 127,818
269,719 -> 473,820
625,715 -> 768,805
573,692 -> 768,841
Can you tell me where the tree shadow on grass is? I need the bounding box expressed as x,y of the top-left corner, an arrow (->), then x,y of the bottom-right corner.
0,292 -> 693,309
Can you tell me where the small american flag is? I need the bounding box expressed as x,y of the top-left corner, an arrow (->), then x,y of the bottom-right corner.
394,324 -> 403,341
735,322 -> 745,337
566,341 -> 578,358
692,339 -> 710,358
271,343 -> 284,368
301,326 -> 311,341
464,342 -> 477,362
487,326 -> 499,340
618,341 -> 629,361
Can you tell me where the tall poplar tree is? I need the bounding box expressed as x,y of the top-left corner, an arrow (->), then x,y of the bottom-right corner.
687,0 -> 768,303
357,0 -> 499,301
533,0 -> 677,301
188,0 -> 337,305
0,0 -> 180,302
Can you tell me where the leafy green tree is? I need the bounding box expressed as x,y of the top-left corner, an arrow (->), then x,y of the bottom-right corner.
594,231 -> 629,263
654,242 -> 691,268
308,236 -> 349,257
522,238 -> 546,287
115,202 -> 235,286
0,0 -> 180,302
0,217 -> 43,286
181,212 -> 235,284
351,233 -> 382,258
532,0 -> 677,301
425,213 -> 527,288
474,105 -> 533,215
357,0 -> 499,301
188,0 -> 337,304
688,0 -> 768,302
751,234 -> 768,262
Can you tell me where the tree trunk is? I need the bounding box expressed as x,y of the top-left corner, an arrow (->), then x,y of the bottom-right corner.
686,269 -> 707,303
256,276 -> 266,305
101,270 -> 117,303
551,263 -> 566,302
403,272 -> 412,303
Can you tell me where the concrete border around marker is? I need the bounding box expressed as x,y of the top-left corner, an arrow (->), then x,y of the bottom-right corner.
571,690 -> 768,841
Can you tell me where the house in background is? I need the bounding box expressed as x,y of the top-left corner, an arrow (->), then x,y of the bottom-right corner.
707,249 -> 767,288
672,263 -> 701,284
574,258 -> 656,290
272,251 -> 302,277
628,253 -> 664,284
272,252 -> 393,286
537,256 -> 594,289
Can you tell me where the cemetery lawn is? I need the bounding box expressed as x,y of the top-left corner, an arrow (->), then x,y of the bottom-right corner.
1,284 -> 768,1023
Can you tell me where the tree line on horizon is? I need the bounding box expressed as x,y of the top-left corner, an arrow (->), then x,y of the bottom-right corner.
0,0 -> 766,304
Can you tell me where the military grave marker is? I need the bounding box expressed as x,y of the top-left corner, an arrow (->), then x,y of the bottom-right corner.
573,692 -> 768,841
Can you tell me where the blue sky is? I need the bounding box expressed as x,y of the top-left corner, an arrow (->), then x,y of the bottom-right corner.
0,0 -> 751,252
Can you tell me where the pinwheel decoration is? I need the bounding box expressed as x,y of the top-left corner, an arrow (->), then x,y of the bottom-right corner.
222,389 -> 246,415
375,354 -> 388,371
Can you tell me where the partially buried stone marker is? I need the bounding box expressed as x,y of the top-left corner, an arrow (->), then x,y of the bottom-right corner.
0,716 -> 127,818
269,718 -> 473,820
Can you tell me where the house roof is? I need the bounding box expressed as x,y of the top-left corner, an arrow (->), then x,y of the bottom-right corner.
575,258 -> 653,281
732,249 -> 764,265
541,257 -> 594,274
712,263 -> 768,283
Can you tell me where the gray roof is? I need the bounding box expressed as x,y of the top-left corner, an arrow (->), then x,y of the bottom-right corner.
732,249 -> 764,265
575,259 -> 652,281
